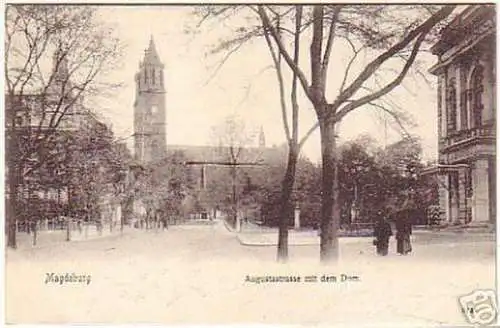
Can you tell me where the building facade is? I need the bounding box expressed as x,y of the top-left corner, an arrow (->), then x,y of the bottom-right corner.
428,5 -> 496,224
133,36 -> 167,165
5,48 -> 119,224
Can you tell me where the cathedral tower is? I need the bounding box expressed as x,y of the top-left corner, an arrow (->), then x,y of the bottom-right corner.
134,36 -> 166,164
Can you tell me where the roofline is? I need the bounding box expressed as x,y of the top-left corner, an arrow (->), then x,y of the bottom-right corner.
430,4 -> 495,56
421,163 -> 470,175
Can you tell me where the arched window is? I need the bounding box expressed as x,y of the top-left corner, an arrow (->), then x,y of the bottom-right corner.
152,68 -> 155,85
470,66 -> 484,128
459,63 -> 469,130
447,78 -> 457,132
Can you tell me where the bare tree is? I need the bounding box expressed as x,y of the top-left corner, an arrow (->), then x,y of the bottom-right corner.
257,5 -> 455,262
210,114 -> 257,227
196,4 -> 456,262
260,6 -> 311,261
5,5 -> 122,248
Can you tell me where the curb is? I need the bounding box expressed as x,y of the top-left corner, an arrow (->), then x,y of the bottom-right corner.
237,235 -> 317,247
222,218 -> 238,233
237,240 -> 319,247
412,230 -> 494,237
237,235 -> 373,247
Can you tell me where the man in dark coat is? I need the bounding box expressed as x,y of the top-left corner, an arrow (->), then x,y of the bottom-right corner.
373,210 -> 393,256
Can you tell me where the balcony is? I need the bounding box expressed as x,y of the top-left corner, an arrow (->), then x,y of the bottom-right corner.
443,123 -> 495,150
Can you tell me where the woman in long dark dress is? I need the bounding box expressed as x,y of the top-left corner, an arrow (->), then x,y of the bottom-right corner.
395,210 -> 413,255
373,211 -> 393,256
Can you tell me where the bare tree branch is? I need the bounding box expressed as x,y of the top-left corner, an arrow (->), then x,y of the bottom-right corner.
258,5 -> 313,102
335,31 -> 427,121
298,119 -> 319,151
203,41 -> 246,87
321,5 -> 342,87
233,64 -> 274,112
291,5 -> 302,148
367,101 -> 412,138
339,37 -> 363,93
263,17 -> 291,144
333,5 -> 455,108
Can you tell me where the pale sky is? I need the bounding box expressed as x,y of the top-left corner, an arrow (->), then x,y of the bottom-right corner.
92,5 -> 440,163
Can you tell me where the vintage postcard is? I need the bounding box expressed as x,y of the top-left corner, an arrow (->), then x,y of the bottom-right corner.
3,2 -> 497,327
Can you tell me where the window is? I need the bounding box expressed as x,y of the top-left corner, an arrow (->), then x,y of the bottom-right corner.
465,166 -> 473,198
471,66 -> 484,127
15,116 -> 23,127
459,62 -> 469,130
447,79 -> 457,132
460,90 -> 468,130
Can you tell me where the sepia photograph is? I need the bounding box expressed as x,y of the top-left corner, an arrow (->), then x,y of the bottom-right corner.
3,2 -> 497,326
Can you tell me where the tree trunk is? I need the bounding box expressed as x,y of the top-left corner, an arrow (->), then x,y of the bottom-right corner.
7,183 -> 19,247
66,216 -> 71,242
7,112 -> 19,249
7,217 -> 17,249
231,166 -> 237,229
120,207 -> 124,234
277,146 -> 298,262
33,221 -> 37,246
319,120 -> 340,263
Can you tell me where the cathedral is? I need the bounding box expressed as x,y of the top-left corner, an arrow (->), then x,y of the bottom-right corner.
133,36 -> 167,164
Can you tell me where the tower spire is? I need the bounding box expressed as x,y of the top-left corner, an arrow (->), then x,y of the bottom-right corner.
134,36 -> 167,164
143,34 -> 162,67
148,34 -> 155,51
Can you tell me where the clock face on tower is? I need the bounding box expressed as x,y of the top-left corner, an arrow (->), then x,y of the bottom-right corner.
151,105 -> 158,114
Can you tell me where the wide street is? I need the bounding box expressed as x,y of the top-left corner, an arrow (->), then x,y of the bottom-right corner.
5,219 -> 496,326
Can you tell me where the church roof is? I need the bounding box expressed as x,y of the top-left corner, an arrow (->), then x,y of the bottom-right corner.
166,144 -> 287,165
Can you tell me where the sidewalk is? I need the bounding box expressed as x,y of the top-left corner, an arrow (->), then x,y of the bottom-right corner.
236,229 -> 494,246
237,230 -> 371,246
13,224 -> 133,250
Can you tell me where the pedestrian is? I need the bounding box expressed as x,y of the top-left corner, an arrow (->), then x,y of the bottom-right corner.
373,209 -> 392,256
395,192 -> 414,255
395,214 -> 412,255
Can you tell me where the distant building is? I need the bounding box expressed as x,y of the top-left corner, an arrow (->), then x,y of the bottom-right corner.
426,5 -> 496,224
133,36 -> 167,165
5,48 -> 116,220
166,140 -> 284,190
130,37 -> 292,220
